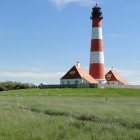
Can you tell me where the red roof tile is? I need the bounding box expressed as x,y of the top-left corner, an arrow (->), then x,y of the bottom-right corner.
76,65 -> 98,84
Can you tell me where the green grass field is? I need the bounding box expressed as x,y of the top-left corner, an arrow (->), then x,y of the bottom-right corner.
0,88 -> 140,140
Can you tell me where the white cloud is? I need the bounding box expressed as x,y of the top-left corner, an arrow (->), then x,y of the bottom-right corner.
0,65 -> 66,84
118,69 -> 140,77
0,71 -> 65,85
49,0 -> 95,8
0,71 -> 64,79
105,67 -> 137,77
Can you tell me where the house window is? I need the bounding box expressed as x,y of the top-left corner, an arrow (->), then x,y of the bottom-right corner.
106,74 -> 112,80
75,80 -> 79,85
69,71 -> 75,75
62,81 -> 64,85
67,81 -> 70,85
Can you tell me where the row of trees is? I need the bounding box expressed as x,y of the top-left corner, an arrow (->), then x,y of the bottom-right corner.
0,81 -> 36,91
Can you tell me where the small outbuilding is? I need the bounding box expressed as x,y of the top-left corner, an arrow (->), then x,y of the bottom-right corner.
105,69 -> 128,85
60,62 -> 98,85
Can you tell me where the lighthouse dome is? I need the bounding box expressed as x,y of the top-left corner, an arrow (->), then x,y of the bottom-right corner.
91,4 -> 103,20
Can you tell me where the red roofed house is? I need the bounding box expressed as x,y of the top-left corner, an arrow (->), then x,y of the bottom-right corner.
105,69 -> 128,85
60,62 -> 98,85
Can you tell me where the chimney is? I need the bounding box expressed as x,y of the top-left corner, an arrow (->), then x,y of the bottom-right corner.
76,61 -> 80,68
111,66 -> 114,71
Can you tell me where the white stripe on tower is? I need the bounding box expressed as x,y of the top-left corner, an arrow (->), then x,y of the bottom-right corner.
90,52 -> 104,64
89,3 -> 106,83
92,27 -> 103,39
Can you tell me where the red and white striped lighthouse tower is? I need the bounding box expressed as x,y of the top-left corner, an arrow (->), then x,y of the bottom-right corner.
89,4 -> 106,83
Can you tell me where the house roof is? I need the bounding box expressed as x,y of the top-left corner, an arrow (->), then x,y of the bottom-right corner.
105,70 -> 128,85
61,65 -> 98,84
76,65 -> 98,84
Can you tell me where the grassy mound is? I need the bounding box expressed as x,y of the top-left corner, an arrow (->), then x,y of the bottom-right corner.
0,88 -> 140,140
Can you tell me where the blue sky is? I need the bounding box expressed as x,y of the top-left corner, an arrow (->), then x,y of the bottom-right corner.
0,0 -> 140,85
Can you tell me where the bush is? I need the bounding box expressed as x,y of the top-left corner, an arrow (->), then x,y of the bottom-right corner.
0,81 -> 35,91
0,85 -> 5,91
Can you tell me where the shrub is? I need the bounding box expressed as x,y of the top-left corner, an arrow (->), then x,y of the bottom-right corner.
0,81 -> 35,91
0,85 -> 5,91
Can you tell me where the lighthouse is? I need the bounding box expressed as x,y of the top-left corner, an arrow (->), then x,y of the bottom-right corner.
89,4 -> 106,83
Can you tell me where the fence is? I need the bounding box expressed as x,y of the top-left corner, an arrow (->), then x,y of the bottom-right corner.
39,83 -> 98,88
39,83 -> 140,89
101,84 -> 140,89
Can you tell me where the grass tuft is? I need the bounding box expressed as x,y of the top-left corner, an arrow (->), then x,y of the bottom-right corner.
77,115 -> 101,122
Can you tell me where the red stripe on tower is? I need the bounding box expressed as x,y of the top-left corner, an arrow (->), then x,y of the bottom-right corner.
89,3 -> 106,83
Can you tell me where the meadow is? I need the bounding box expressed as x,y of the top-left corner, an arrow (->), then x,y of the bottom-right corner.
0,88 -> 140,140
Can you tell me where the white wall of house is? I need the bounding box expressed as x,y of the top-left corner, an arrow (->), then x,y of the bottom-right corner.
107,81 -> 119,85
60,79 -> 89,85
